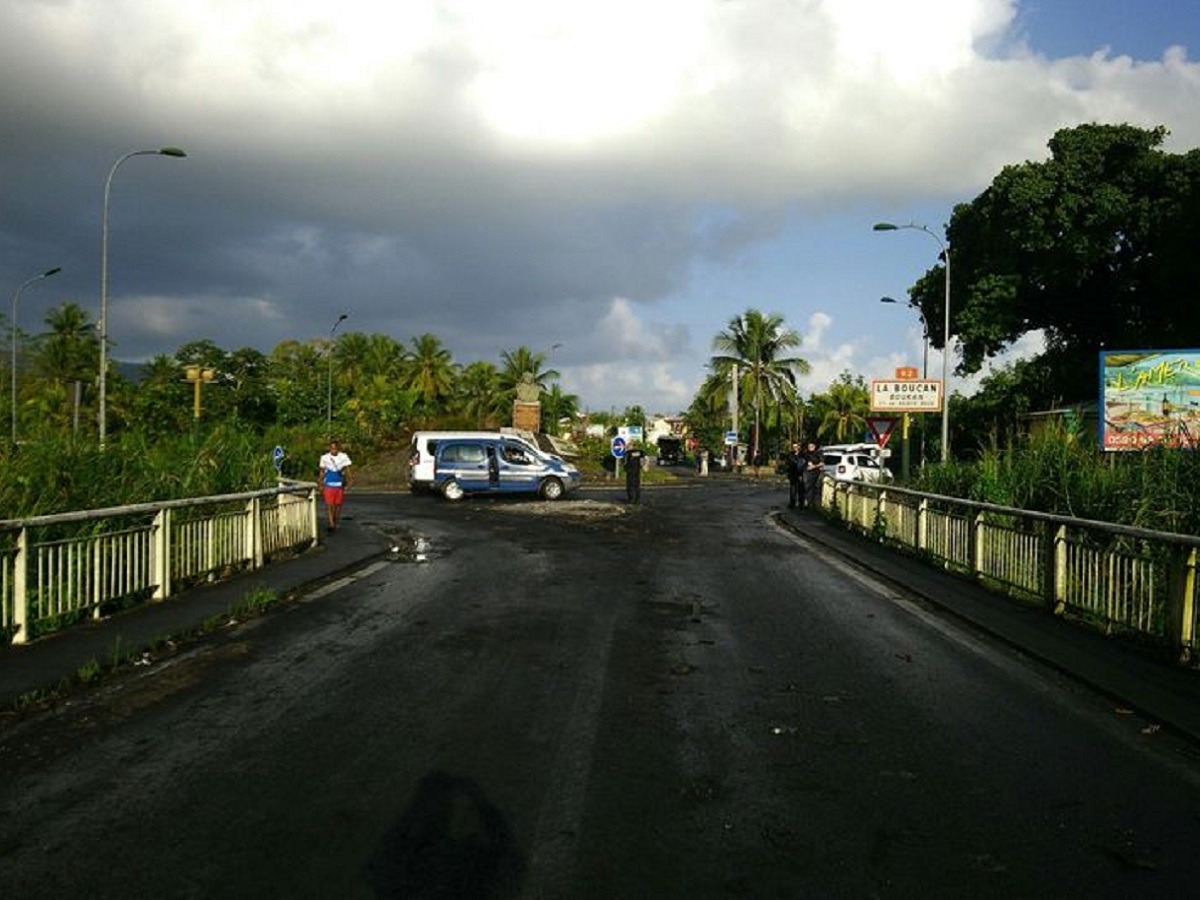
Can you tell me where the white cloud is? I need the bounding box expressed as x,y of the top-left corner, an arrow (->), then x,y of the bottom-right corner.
2,1 -> 1198,415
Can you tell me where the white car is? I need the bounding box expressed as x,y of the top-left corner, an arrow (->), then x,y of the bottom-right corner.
822,448 -> 892,483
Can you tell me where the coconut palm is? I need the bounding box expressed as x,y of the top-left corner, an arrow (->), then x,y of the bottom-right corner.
814,373 -> 871,443
26,301 -> 99,434
400,333 -> 456,418
710,309 -> 809,462
454,360 -> 504,428
498,346 -> 560,397
541,383 -> 579,434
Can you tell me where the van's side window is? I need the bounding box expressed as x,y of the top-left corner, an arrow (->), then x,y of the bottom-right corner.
444,444 -> 485,464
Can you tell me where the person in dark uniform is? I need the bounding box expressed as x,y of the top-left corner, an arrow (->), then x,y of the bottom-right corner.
802,441 -> 823,509
785,441 -> 804,508
625,444 -> 645,503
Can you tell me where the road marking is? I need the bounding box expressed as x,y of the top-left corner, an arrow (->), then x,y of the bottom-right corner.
301,560 -> 391,601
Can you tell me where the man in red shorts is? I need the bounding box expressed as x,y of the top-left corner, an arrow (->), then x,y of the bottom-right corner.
318,439 -> 353,534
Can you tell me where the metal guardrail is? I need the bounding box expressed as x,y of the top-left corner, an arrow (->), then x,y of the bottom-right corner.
822,478 -> 1200,664
0,482 -> 319,645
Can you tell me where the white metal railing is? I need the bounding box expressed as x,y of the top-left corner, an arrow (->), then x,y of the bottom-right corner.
0,483 -> 318,645
822,478 -> 1200,664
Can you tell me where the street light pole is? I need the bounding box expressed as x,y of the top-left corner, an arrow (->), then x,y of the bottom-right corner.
99,146 -> 187,448
10,266 -> 62,444
327,313 -> 348,430
874,222 -> 952,461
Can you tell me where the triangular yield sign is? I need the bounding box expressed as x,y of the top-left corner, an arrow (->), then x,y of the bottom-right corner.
867,417 -> 896,448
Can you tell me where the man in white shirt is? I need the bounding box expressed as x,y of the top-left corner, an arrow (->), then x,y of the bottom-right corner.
318,440 -> 353,534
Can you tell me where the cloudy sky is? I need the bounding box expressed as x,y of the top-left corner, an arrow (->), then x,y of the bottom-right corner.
2,0 -> 1198,415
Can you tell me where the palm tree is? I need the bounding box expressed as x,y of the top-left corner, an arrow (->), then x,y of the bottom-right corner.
498,346 -> 560,398
455,360 -> 504,428
29,302 -> 99,434
541,383 -> 579,434
710,309 -> 809,463
814,373 -> 871,443
400,333 -> 456,418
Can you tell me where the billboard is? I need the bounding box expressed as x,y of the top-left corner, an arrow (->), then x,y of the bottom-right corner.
1100,350 -> 1200,450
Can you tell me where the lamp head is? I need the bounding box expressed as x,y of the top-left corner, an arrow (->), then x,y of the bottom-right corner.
159,147 -> 188,158
872,222 -> 898,231
879,296 -> 898,304
44,267 -> 62,277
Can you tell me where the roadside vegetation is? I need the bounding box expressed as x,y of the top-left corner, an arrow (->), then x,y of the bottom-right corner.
913,426 -> 1200,535
5,122 -> 1198,533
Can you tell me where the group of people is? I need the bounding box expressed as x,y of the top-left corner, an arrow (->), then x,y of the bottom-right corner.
786,440 -> 823,510
318,436 -> 824,525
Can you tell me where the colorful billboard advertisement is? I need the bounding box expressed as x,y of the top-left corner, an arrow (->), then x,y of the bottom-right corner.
1100,350 -> 1200,450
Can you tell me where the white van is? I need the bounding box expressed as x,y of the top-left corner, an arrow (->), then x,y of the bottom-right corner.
408,430 -> 575,492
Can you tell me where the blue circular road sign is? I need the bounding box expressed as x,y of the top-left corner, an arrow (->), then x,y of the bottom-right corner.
611,436 -> 627,458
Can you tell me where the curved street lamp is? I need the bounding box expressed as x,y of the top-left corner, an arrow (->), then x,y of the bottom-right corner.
99,146 -> 187,448
10,266 -> 62,443
874,222 -> 952,461
327,312 -> 348,429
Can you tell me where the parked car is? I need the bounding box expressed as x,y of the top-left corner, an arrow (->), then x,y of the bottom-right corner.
409,430 -> 576,493
656,437 -> 684,466
433,437 -> 581,501
822,445 -> 892,483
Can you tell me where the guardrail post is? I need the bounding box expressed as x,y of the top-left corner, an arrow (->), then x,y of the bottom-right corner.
1040,519 -> 1056,612
152,507 -> 171,600
1053,525 -> 1067,616
971,511 -> 985,580
248,496 -> 263,569
12,527 -> 29,645
1166,546 -> 1197,665
917,498 -> 928,553
308,486 -> 319,542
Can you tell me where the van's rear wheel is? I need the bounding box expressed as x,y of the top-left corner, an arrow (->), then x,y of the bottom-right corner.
540,477 -> 564,501
442,480 -> 466,501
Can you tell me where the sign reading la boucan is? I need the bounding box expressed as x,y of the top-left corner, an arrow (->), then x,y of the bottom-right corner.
870,378 -> 943,412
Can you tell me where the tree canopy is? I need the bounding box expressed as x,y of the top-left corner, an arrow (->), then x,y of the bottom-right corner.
911,123 -> 1200,405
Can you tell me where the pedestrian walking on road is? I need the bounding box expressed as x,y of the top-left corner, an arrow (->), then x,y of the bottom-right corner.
319,439 -> 353,534
625,445 -> 645,503
785,441 -> 804,508
802,441 -> 822,509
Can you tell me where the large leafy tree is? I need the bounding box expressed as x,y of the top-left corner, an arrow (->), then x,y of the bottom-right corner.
912,123 -> 1200,403
130,354 -> 192,437
268,339 -> 325,426
710,308 -> 809,461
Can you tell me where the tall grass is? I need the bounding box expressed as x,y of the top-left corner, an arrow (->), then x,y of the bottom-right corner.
915,426 -> 1200,535
1,425 -> 282,519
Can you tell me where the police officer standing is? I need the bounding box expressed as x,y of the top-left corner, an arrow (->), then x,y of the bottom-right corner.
785,441 -> 804,508
625,444 -> 645,504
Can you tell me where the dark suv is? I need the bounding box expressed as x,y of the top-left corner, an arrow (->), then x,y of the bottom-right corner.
656,437 -> 684,466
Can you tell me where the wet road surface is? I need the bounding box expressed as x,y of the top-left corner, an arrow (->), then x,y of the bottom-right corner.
3,480 -> 1200,898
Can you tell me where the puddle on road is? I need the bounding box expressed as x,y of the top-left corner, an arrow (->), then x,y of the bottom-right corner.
370,524 -> 438,563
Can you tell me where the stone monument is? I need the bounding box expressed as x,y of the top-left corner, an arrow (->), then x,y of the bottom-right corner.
513,372 -> 542,432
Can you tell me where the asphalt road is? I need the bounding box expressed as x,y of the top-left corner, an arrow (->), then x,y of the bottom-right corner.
3,480 -> 1200,898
